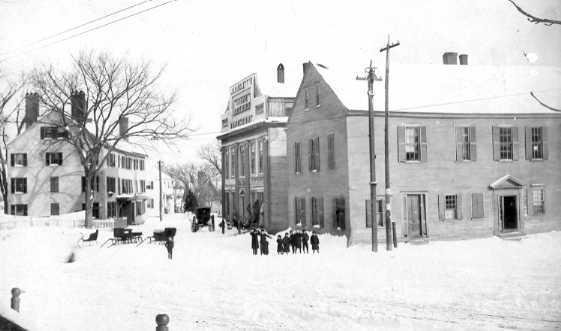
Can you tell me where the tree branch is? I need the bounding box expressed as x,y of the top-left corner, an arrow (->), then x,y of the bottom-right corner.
507,0 -> 561,26
530,92 -> 561,112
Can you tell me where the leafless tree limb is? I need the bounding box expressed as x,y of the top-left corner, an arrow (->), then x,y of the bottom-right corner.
530,92 -> 561,112
507,0 -> 561,26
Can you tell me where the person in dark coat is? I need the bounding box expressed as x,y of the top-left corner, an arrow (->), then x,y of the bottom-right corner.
220,219 -> 225,234
295,230 -> 303,253
283,233 -> 291,254
259,230 -> 271,255
165,237 -> 174,259
250,229 -> 259,255
311,231 -> 320,254
289,230 -> 296,254
276,235 -> 283,254
302,231 -> 310,254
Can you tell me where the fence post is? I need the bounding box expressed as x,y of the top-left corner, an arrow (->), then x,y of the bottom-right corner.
11,288 -> 21,312
155,314 -> 169,331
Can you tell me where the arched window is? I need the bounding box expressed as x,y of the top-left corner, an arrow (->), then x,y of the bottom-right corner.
277,63 -> 285,83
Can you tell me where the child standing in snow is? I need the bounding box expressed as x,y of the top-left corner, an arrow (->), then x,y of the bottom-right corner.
165,237 -> 174,260
283,233 -> 291,254
311,231 -> 320,254
302,231 -> 309,254
276,235 -> 283,254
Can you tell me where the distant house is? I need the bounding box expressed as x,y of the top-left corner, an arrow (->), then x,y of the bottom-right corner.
287,60 -> 561,243
7,92 -> 151,225
144,164 -> 176,217
217,63 -> 300,232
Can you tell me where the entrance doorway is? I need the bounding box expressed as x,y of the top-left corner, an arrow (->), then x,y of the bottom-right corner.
406,194 -> 426,239
500,195 -> 518,231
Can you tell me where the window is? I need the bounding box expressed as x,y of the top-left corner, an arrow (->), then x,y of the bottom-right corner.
493,127 -> 519,161
471,193 -> 484,219
277,63 -> 284,83
398,126 -> 427,162
133,159 -> 138,170
525,127 -> 548,161
45,152 -> 63,166
255,103 -> 264,115
304,89 -> 309,109
315,85 -> 320,107
108,153 -> 116,167
107,177 -> 116,193
147,199 -> 154,209
250,142 -> 256,175
135,200 -> 145,216
10,153 -> 27,167
146,181 -> 154,190
10,204 -> 27,216
121,179 -> 133,194
231,147 -> 237,179
107,201 -> 117,217
445,195 -> 457,219
82,176 -> 99,193
311,197 -> 324,228
531,187 -> 545,215
140,180 -> 146,193
258,140 -> 264,174
139,159 -> 145,171
327,134 -> 335,169
50,203 -> 60,216
239,145 -> 246,177
40,127 -> 68,139
294,142 -> 301,174
223,149 -> 229,178
456,127 -> 476,161
50,177 -> 59,193
10,178 -> 27,194
294,197 -> 306,226
83,203 -> 100,219
308,137 -> 320,172
366,199 -> 384,228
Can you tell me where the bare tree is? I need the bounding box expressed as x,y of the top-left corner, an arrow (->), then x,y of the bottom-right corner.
0,70 -> 25,214
30,52 -> 191,227
166,162 -> 219,210
198,142 -> 221,176
507,0 -> 561,26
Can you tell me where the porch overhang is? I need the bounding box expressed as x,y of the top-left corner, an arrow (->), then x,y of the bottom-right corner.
489,175 -> 524,190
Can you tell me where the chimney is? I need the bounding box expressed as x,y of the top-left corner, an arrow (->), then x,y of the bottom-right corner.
302,62 -> 312,75
442,52 -> 458,65
277,63 -> 285,83
71,90 -> 86,122
119,116 -> 129,139
24,92 -> 40,128
459,54 -> 468,65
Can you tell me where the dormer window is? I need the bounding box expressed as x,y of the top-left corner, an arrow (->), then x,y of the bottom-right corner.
277,63 -> 284,83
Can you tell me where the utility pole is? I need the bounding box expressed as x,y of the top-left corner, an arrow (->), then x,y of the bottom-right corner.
357,60 -> 381,252
158,160 -> 163,222
380,35 -> 400,251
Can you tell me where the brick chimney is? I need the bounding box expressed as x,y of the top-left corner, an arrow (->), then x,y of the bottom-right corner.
24,92 -> 40,128
442,52 -> 458,65
459,54 -> 468,65
119,116 -> 129,139
71,90 -> 86,123
302,62 -> 312,74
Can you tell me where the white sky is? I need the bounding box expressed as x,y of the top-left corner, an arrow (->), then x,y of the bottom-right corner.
1,0 -> 560,165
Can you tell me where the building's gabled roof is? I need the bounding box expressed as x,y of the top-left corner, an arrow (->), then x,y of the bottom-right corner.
253,62 -> 302,98
314,63 -> 561,114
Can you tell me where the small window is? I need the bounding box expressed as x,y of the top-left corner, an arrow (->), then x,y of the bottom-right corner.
40,127 -> 67,139
445,195 -> 458,219
532,188 -> 545,215
405,127 -> 421,161
10,153 -> 27,167
50,203 -> 60,216
50,177 -> 59,193
45,152 -> 63,166
10,204 -> 28,216
11,178 -> 27,194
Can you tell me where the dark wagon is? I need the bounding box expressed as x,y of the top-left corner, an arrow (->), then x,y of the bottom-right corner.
191,207 -> 211,232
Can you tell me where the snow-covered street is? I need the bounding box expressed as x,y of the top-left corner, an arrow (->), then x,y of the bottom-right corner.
1,214 -> 561,330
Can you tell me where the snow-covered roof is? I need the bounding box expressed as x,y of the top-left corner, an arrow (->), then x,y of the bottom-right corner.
254,62 -> 301,98
315,63 -> 561,114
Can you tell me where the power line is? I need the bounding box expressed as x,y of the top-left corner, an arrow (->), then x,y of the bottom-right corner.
0,0 -> 178,63
0,0 -> 156,57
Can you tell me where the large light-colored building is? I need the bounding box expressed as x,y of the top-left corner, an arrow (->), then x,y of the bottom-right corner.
144,163 -> 176,217
7,92 -> 151,225
217,63 -> 300,232
286,59 -> 561,243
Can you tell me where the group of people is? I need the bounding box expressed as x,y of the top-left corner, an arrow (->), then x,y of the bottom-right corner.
250,228 -> 320,255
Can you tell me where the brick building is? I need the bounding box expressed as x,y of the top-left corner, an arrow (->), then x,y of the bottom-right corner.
287,61 -> 561,244
217,64 -> 299,232
7,92 -> 150,224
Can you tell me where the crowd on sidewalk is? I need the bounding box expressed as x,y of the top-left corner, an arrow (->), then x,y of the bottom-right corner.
249,228 -> 320,255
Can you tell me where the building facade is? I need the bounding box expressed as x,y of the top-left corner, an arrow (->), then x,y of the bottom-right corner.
287,61 -> 561,243
7,92 -> 150,224
217,64 -> 299,232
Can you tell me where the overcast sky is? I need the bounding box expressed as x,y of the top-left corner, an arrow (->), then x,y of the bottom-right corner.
1,0 -> 560,165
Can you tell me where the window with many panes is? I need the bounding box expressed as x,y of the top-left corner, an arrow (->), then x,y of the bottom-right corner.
10,204 -> 27,216
250,142 -> 256,175
107,177 -> 116,193
405,127 -> 420,161
107,201 -> 117,217
11,178 -> 27,194
532,188 -> 545,215
365,199 -> 384,228
294,142 -> 301,174
445,195 -> 458,219
531,127 -> 543,160
108,153 -> 116,167
50,203 -> 60,216
50,177 -> 59,193
295,197 -> 306,226
10,153 -> 27,167
309,137 -> 320,172
499,127 -> 513,160
45,152 -> 63,166
456,127 -> 476,161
